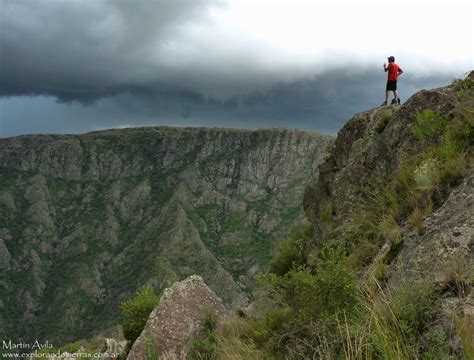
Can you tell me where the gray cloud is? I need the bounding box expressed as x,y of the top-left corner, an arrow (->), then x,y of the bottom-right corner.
0,0 -> 226,102
1,68 -> 455,138
0,0 -> 467,137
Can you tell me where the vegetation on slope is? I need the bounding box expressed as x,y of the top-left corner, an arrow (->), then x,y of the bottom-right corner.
121,285 -> 161,353
188,75 -> 474,359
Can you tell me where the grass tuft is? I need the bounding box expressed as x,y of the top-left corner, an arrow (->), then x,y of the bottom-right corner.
408,207 -> 426,235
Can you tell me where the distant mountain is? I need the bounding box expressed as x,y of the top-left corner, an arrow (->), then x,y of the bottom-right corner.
0,126 -> 332,344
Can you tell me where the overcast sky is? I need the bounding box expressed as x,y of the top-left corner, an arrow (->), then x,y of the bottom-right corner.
0,0 -> 472,137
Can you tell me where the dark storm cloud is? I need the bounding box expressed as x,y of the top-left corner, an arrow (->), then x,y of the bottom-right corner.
0,0 -> 227,102
1,68 -> 456,138
1,0 -> 333,103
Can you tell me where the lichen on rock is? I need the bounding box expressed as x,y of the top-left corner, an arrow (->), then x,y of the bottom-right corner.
127,275 -> 230,360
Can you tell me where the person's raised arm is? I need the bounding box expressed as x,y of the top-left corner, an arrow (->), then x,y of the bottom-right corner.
383,63 -> 388,72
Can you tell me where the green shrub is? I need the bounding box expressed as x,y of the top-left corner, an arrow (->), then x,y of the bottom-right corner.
372,260 -> 389,283
457,313 -> 474,360
189,310 -> 219,360
441,131 -> 462,160
319,201 -> 334,231
267,223 -> 311,276
374,107 -> 394,134
411,110 -> 450,142
248,245 -> 361,357
343,186 -> 408,268
264,246 -> 359,320
61,341 -> 82,354
343,207 -> 383,269
390,281 -> 438,344
421,325 -> 452,359
120,285 -> 160,346
413,157 -> 440,191
347,238 -> 380,269
410,109 -> 470,193
439,154 -> 467,188
216,330 -> 264,359
142,334 -> 160,360
243,307 -> 293,348
451,76 -> 474,91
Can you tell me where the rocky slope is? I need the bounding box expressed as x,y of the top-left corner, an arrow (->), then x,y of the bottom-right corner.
304,73 -> 473,280
0,126 -> 331,345
303,71 -> 473,355
304,80 -> 458,234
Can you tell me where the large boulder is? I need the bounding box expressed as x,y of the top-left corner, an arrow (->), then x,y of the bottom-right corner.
127,275 -> 231,360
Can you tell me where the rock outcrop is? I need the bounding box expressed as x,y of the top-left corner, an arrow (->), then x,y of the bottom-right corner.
303,71 -> 473,354
304,83 -> 457,235
127,275 -> 230,360
303,74 -> 473,279
388,167 -> 473,287
0,127 -> 331,344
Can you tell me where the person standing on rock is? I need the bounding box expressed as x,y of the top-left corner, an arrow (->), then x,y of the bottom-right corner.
382,56 -> 404,106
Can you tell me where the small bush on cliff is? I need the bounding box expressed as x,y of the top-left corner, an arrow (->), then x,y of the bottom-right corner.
189,309 -> 219,360
412,108 -> 471,192
268,223 -> 311,276
374,107 -> 394,134
390,281 -> 439,347
120,285 -> 160,347
242,245 -> 360,357
411,110 -> 450,142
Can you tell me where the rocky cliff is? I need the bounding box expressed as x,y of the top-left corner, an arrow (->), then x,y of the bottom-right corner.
304,79 -> 460,235
302,71 -> 473,356
304,72 -> 473,280
0,126 -> 331,345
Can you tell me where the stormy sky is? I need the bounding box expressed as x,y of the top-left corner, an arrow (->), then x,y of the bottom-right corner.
0,0 -> 472,138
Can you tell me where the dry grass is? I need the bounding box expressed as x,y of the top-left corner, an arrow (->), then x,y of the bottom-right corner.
408,207 -> 426,235
347,238 -> 379,269
362,283 -> 413,360
215,317 -> 265,360
457,314 -> 474,360
337,282 -> 416,360
337,312 -> 373,360
160,350 -> 188,359
379,214 -> 401,242
442,257 -> 472,298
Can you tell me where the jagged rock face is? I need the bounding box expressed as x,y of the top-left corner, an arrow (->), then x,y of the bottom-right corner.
303,76 -> 472,271
127,275 -> 230,360
0,127 -> 331,344
304,84 -> 457,238
388,168 -> 473,287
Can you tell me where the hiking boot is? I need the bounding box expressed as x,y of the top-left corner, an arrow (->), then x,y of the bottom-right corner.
391,98 -> 396,105
381,101 -> 387,106
397,98 -> 401,105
